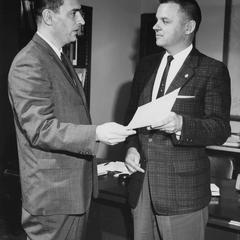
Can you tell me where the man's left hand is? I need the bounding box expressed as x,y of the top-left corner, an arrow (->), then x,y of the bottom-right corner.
149,112 -> 182,134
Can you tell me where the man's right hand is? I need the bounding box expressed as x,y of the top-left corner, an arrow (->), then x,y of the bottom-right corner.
96,122 -> 136,145
125,147 -> 145,174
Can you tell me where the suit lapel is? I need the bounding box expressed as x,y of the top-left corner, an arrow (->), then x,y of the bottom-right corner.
32,34 -> 91,122
166,48 -> 199,94
60,53 -> 88,106
62,56 -> 91,121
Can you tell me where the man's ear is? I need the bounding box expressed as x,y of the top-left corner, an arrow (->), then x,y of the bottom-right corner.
42,9 -> 54,26
185,20 -> 196,34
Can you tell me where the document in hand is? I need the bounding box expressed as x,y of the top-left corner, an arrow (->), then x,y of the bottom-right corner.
127,88 -> 180,129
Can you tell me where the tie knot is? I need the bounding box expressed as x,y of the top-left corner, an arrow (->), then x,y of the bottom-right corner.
167,55 -> 174,64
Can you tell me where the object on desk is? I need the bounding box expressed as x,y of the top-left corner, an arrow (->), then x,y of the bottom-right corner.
97,165 -> 108,176
235,173 -> 240,191
228,220 -> 240,227
223,134 -> 240,148
210,197 -> 219,205
211,183 -> 220,196
97,161 -> 130,176
118,173 -> 130,185
209,156 -> 234,179
118,173 -> 129,181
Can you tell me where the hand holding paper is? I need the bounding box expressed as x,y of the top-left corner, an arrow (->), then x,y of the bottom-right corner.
150,112 -> 183,134
127,88 -> 180,130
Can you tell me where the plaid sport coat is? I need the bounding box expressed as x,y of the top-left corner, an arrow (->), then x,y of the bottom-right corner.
125,48 -> 231,215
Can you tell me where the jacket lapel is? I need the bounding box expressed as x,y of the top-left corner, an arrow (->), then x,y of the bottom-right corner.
166,48 -> 199,94
60,53 -> 88,106
33,34 -> 86,105
32,34 -> 89,112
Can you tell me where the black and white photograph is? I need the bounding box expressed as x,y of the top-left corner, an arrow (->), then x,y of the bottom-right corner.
0,0 -> 240,240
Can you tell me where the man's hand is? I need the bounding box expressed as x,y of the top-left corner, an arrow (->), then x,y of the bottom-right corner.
125,147 -> 145,174
149,112 -> 182,134
96,122 -> 136,145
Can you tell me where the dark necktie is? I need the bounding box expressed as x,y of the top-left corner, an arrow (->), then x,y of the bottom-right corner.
156,55 -> 174,98
60,52 -> 77,86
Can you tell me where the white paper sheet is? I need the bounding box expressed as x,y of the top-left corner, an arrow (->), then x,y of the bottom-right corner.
127,88 -> 180,129
97,161 -> 130,176
210,183 -> 220,196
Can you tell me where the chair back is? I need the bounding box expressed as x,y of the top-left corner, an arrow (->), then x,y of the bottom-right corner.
209,156 -> 234,179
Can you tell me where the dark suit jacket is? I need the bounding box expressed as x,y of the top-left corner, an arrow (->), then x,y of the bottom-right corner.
126,48 -> 231,215
8,34 -> 98,215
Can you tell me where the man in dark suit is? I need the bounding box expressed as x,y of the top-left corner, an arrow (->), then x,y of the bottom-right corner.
125,0 -> 231,239
8,0 -> 135,239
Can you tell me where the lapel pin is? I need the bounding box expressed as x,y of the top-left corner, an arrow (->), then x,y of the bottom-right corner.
184,74 -> 189,78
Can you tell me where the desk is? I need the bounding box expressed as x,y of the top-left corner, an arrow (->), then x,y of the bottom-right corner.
208,179 -> 240,232
88,174 -> 240,240
87,175 -> 132,240
207,145 -> 240,154
206,146 -> 240,179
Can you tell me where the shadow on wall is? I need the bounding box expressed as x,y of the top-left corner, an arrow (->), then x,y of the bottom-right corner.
104,28 -> 140,162
129,28 -> 140,74
105,81 -> 133,161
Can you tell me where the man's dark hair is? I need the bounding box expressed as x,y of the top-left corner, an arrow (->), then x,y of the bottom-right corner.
159,0 -> 202,32
34,0 -> 64,22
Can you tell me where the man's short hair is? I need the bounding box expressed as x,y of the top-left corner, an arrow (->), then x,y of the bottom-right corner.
159,0 -> 202,32
34,0 -> 64,22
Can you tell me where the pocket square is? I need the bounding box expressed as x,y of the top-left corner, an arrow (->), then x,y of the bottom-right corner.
177,95 -> 195,99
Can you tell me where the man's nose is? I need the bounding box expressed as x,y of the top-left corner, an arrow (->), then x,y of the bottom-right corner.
76,11 -> 85,25
153,21 -> 161,31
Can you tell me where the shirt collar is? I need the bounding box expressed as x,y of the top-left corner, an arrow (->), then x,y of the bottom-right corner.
36,31 -> 62,59
166,44 -> 193,61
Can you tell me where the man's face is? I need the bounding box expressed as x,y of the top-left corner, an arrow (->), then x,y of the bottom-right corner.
153,2 -> 190,54
52,0 -> 85,47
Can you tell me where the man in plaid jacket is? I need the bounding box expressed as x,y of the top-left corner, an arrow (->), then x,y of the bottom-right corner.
125,0 -> 231,239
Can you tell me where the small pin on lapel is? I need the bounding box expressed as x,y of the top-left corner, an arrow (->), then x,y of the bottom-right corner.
184,74 -> 189,78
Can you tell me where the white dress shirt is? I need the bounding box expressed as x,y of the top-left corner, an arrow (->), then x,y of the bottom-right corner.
152,44 -> 193,101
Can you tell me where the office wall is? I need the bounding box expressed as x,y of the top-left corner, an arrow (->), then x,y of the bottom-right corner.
81,0 -> 141,158
196,0 -> 225,61
140,0 -> 159,13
